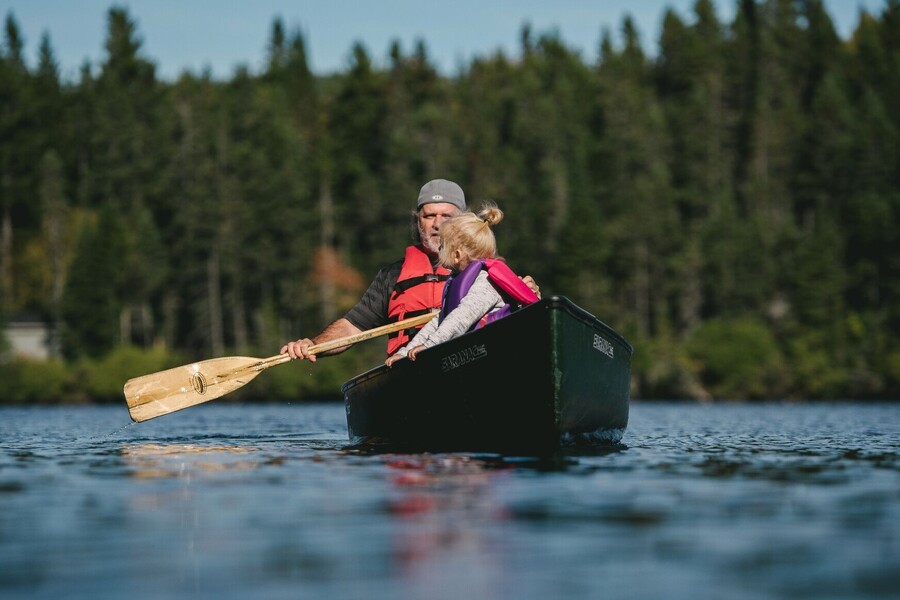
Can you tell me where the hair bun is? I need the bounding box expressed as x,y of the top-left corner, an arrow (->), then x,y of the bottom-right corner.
478,204 -> 504,227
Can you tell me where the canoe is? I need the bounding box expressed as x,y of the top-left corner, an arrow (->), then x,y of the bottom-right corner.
341,296 -> 633,453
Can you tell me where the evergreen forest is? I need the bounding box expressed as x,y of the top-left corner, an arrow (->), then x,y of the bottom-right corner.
1,0 -> 898,403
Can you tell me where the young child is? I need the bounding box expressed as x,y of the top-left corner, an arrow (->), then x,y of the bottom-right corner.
385,204 -> 539,367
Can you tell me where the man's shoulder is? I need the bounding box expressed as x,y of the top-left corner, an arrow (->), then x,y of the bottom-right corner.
345,256 -> 406,330
375,257 -> 405,282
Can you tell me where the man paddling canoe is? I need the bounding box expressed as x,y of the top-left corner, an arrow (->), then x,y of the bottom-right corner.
280,179 -> 540,362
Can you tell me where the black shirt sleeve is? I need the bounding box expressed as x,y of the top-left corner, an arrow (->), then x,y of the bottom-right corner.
343,260 -> 403,331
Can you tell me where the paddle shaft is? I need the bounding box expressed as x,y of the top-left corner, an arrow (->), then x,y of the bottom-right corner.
235,311 -> 438,376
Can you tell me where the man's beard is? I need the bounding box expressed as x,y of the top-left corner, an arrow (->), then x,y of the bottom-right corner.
419,222 -> 440,254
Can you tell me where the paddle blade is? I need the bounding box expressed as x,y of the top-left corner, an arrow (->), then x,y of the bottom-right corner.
124,356 -> 271,422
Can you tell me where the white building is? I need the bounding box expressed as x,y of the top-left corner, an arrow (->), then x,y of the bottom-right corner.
3,316 -> 54,360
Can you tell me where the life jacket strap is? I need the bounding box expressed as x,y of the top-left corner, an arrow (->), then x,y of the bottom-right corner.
393,273 -> 449,296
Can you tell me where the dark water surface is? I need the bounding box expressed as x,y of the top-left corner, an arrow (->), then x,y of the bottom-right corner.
0,401 -> 897,600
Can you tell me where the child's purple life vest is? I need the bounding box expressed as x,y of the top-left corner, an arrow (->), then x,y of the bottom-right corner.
439,259 -> 540,329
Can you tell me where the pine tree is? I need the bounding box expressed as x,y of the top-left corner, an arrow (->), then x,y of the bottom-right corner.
60,207 -> 125,358
0,14 -> 35,314
591,18 -> 677,339
39,150 -> 68,355
89,8 -> 170,349
325,43 -> 389,279
263,24 -> 326,335
509,29 -> 595,304
380,37 -> 453,270
655,0 -> 732,333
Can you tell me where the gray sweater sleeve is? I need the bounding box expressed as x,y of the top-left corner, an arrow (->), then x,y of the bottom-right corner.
394,271 -> 503,357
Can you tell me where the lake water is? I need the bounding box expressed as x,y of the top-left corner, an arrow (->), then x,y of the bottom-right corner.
0,401 -> 897,600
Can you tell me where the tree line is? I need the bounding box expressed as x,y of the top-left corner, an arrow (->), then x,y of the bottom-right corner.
1,0 -> 898,403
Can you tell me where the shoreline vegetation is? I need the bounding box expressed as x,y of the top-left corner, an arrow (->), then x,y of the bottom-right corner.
0,344 -> 376,405
1,2 -> 899,402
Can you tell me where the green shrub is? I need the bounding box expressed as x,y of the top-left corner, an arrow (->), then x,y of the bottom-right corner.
631,334 -> 712,400
0,358 -> 72,404
683,317 -> 788,399
885,351 -> 900,391
787,332 -> 850,398
78,345 -> 184,402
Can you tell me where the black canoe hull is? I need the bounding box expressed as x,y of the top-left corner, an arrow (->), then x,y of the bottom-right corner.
341,296 -> 633,453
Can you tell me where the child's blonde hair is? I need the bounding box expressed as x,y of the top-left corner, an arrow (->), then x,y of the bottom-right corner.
438,204 -> 504,268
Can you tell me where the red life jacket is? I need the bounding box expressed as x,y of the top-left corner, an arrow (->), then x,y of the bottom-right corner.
386,245 -> 450,354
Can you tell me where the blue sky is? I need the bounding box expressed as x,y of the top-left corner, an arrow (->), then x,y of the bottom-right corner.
0,0 -> 887,81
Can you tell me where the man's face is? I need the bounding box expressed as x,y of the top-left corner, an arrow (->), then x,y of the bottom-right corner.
417,202 -> 461,255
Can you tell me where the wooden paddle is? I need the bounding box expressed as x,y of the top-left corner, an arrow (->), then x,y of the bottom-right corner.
124,312 -> 436,422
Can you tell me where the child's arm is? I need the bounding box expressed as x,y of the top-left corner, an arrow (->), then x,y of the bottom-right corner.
386,273 -> 503,364
415,272 -> 503,348
385,315 -> 439,366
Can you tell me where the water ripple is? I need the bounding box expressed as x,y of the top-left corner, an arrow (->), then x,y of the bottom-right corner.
0,401 -> 897,600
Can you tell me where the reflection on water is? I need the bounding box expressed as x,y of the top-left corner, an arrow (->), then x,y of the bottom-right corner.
121,444 -> 260,478
0,402 -> 897,600
378,455 -> 506,596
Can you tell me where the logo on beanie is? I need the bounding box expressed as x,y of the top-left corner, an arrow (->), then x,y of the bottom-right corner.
431,194 -> 443,201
